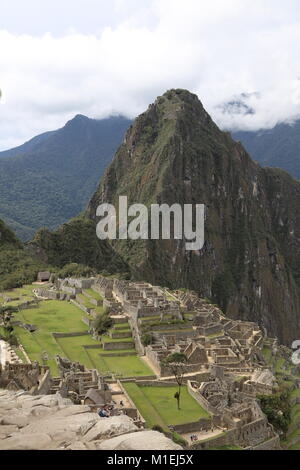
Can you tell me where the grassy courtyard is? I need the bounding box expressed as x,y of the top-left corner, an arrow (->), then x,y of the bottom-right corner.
56,334 -> 152,377
5,296 -> 154,378
123,383 -> 210,430
13,300 -> 89,374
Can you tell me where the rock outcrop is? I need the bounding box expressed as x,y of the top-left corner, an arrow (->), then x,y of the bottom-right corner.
0,389 -> 181,450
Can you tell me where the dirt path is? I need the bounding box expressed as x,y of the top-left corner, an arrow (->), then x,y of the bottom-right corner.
182,428 -> 225,444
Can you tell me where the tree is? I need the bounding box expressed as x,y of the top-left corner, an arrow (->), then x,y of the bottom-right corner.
92,313 -> 113,336
162,352 -> 188,410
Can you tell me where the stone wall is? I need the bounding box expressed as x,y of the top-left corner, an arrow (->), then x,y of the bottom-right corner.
192,430 -> 235,450
36,368 -> 52,395
110,331 -> 132,339
187,380 -> 214,414
136,380 -> 177,387
172,418 -> 212,434
102,341 -> 135,350
70,299 -> 91,315
67,278 -> 94,289
128,317 -> 145,356
247,435 -> 281,450
52,332 -> 89,339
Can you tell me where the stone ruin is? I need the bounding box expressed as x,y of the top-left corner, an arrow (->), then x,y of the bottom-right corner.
0,362 -> 50,395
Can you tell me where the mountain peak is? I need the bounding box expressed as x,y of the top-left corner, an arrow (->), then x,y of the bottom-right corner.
133,88 -> 212,134
64,114 -> 90,128
151,88 -> 206,116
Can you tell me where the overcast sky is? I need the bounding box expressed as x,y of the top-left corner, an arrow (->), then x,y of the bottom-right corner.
1,0 -> 300,150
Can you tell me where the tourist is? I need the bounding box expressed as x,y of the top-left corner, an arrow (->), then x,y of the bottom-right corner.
98,408 -> 109,418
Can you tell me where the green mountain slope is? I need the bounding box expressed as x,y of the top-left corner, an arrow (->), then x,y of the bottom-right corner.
0,115 -> 131,240
0,219 -> 48,290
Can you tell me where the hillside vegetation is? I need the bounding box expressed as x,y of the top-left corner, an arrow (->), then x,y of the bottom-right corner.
0,115 -> 131,240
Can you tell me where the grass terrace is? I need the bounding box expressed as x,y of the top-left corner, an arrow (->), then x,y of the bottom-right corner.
123,383 -> 210,430
83,288 -> 103,302
87,351 -> 153,377
12,300 -> 91,374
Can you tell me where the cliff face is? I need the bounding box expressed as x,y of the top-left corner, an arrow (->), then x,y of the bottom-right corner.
86,89 -> 300,345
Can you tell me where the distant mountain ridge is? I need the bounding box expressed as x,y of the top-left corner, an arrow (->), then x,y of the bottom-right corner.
0,115 -> 132,240
233,119 -> 300,180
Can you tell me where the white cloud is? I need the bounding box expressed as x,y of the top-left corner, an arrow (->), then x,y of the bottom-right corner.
1,0 -> 300,149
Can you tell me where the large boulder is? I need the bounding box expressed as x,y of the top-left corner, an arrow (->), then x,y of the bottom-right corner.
83,415 -> 138,442
97,430 -> 182,450
0,433 -> 52,450
0,390 -> 182,450
20,412 -> 99,438
0,414 -> 30,428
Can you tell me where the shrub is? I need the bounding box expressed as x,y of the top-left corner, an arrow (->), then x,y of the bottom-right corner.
258,390 -> 291,434
57,263 -> 96,278
172,432 -> 188,447
141,333 -> 153,346
93,313 -> 113,335
152,425 -> 165,434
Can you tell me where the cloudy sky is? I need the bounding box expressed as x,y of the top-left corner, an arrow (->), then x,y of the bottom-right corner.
1,0 -> 300,150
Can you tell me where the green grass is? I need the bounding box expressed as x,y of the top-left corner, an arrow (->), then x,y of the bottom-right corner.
100,356 -> 152,377
207,331 -> 224,339
141,385 -> 210,425
3,295 -> 149,379
55,335 -> 99,369
122,382 -> 168,431
9,285 -> 35,296
12,300 -> 91,374
123,383 -> 210,429
77,294 -> 96,310
14,325 -> 61,374
101,334 -> 133,343
113,322 -> 129,328
291,404 -> 300,418
288,440 -> 300,450
83,289 -> 103,302
13,347 -> 28,363
262,346 -> 272,363
291,388 -> 300,399
86,351 -> 153,377
55,333 -> 151,377
112,327 -> 131,333
4,296 -> 33,307
275,358 -> 286,373
98,348 -> 135,355
290,411 -> 300,427
285,428 -> 300,445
